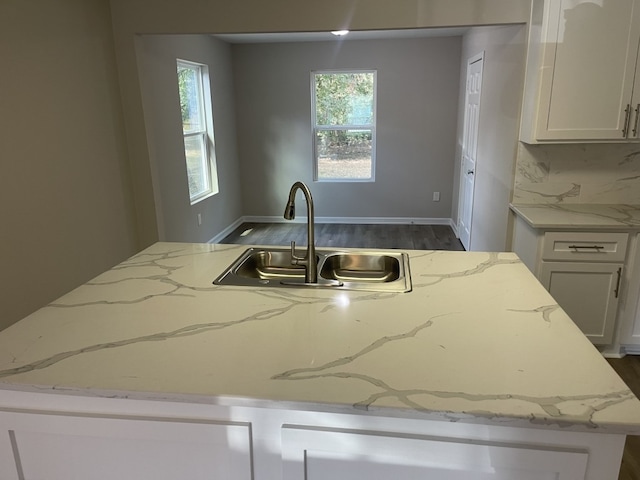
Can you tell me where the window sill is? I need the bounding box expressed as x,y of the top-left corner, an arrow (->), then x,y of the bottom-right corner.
190,189 -> 218,206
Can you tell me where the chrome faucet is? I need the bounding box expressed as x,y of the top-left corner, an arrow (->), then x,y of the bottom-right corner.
283,181 -> 317,283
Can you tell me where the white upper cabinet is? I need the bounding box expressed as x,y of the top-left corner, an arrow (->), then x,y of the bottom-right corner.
521,0 -> 640,142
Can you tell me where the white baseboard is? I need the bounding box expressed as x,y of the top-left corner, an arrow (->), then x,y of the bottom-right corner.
450,220 -> 460,238
601,350 -> 626,359
241,215 -> 455,226
208,217 -> 245,244
210,216 -> 456,244
621,345 -> 640,356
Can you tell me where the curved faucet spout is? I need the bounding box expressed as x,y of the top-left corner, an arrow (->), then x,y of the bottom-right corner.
284,181 -> 317,283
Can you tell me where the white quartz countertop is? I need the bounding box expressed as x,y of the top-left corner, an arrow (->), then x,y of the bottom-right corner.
1,242 -> 640,433
510,203 -> 640,229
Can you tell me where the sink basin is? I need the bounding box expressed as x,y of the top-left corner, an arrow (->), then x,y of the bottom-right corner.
214,248 -> 411,293
320,253 -> 401,283
214,248 -> 309,287
234,249 -> 308,280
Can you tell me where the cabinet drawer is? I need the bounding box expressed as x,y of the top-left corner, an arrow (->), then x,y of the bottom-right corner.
542,232 -> 628,262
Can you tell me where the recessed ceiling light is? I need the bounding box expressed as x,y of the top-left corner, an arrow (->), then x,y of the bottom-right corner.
331,30 -> 350,37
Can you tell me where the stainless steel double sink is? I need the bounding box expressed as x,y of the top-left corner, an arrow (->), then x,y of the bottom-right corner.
214,247 -> 412,293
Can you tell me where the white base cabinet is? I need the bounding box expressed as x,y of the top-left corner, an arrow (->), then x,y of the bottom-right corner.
282,426 -> 588,480
540,262 -> 622,344
512,217 -> 629,345
0,410 -> 252,480
0,390 -> 629,480
616,232 -> 640,351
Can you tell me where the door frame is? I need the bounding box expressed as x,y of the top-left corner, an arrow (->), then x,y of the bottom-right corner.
456,51 -> 484,250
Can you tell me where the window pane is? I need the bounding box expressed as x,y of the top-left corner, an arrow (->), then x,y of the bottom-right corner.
316,129 -> 372,180
315,73 -> 374,126
184,134 -> 210,198
177,64 -> 204,133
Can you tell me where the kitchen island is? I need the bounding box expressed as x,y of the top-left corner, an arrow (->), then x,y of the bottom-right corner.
1,242 -> 639,479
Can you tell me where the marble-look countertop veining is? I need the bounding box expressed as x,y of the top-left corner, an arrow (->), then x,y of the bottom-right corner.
510,203 -> 640,229
1,242 -> 640,434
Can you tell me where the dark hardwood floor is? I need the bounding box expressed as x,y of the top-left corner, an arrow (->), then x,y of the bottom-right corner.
220,222 -> 465,251
609,356 -> 640,480
222,222 -> 640,478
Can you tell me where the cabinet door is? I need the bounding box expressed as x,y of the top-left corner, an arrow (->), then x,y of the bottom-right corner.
629,46 -> 640,140
0,411 -> 252,480
534,0 -> 640,141
282,426 -> 588,480
540,262 -> 622,344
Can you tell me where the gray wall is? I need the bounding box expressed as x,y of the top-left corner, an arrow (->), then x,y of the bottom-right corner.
0,0 -> 532,330
135,35 -> 243,242
110,0 -> 532,246
232,37 -> 462,220
0,0 -> 138,331
452,25 -> 527,251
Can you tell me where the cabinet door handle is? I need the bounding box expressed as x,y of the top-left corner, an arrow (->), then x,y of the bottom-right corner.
568,244 -> 604,251
623,104 -> 632,137
632,104 -> 640,137
615,267 -> 622,298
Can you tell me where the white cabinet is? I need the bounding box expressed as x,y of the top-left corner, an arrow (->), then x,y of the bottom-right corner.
617,232 -> 640,350
512,219 -> 629,345
282,426 -> 588,480
0,390 -> 630,480
539,232 -> 627,344
0,410 -> 252,480
521,0 -> 640,142
538,232 -> 629,345
540,262 -> 622,344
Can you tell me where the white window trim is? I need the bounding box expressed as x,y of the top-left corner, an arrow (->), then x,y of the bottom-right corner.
311,69 -> 377,183
177,59 -> 219,205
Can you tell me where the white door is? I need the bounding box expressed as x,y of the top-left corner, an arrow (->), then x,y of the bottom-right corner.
458,53 -> 483,250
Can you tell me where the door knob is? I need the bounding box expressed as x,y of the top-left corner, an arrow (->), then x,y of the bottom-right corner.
467,169 -> 474,175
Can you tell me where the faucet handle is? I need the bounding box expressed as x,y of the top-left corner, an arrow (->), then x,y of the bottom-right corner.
290,241 -> 304,263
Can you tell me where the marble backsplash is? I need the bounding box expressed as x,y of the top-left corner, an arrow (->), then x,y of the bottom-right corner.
513,143 -> 640,204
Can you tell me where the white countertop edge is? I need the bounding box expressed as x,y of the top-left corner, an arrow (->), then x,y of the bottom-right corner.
1,382 -> 638,435
509,203 -> 640,230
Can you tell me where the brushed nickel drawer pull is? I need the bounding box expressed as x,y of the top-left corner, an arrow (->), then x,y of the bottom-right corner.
568,245 -> 605,251
615,267 -> 622,298
623,104 -> 632,137
633,104 -> 640,137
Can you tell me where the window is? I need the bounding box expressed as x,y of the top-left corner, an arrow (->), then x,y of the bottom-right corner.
312,71 -> 376,181
177,60 -> 218,203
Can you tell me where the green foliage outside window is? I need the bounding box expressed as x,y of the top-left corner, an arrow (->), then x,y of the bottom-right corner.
315,72 -> 374,146
178,67 -> 192,123
177,65 -> 203,132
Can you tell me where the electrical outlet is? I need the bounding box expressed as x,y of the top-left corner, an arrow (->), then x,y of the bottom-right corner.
433,192 -> 440,202
197,213 -> 202,226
